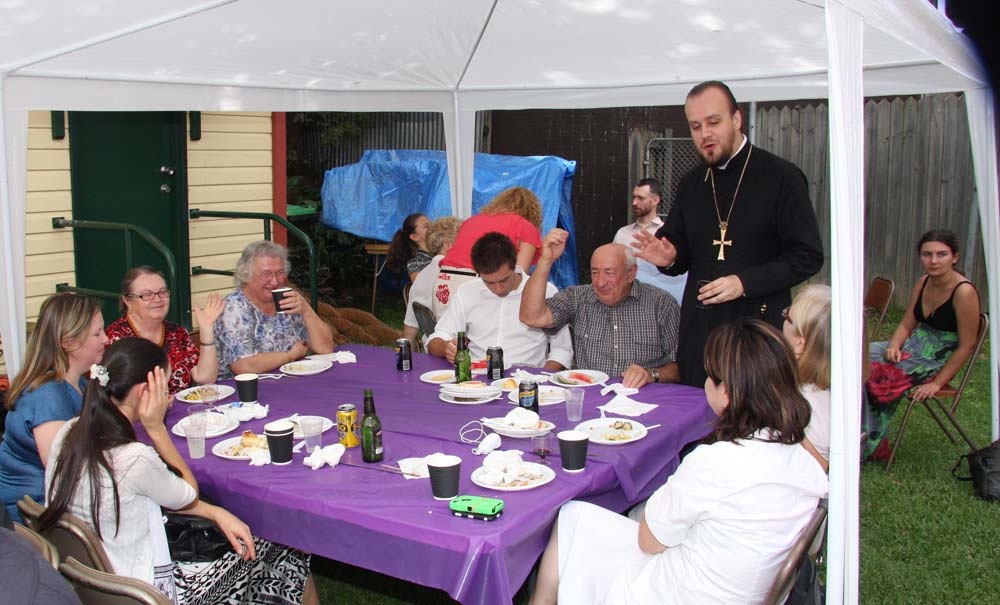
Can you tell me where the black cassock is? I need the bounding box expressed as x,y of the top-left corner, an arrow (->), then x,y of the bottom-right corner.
657,142 -> 824,387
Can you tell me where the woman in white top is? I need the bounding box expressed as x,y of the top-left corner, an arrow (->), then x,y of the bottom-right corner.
40,338 -> 318,605
782,284 -> 832,471
530,319 -> 828,605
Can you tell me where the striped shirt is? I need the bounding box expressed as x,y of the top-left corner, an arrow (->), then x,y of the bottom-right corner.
545,281 -> 680,376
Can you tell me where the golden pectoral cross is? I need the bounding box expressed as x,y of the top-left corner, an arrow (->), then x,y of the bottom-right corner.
713,222 -> 732,261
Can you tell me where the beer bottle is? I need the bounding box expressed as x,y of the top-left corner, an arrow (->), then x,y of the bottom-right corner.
361,389 -> 383,463
455,330 -> 472,382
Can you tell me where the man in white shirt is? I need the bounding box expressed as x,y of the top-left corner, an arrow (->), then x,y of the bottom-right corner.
428,232 -> 573,370
613,178 -> 687,304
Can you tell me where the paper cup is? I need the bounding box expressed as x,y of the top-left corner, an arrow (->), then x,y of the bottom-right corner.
565,388 -> 584,422
271,287 -> 293,313
426,454 -> 462,500
264,419 -> 295,465
235,373 -> 259,404
558,430 -> 589,473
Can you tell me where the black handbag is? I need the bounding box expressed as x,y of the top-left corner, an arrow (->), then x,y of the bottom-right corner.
163,513 -> 230,562
952,439 -> 1000,502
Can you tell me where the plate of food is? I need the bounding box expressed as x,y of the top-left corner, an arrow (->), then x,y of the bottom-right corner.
171,412 -> 239,438
420,370 -> 456,384
441,380 -> 503,397
505,385 -> 568,406
551,370 -> 609,387
439,391 -> 503,405
574,418 -> 648,445
490,370 -> 549,392
212,431 -> 269,460
175,384 -> 235,404
482,408 -> 555,438
280,359 -> 333,376
275,415 -> 335,439
470,451 -> 556,491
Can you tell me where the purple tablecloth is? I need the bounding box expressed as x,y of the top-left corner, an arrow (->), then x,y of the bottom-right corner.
162,346 -> 714,604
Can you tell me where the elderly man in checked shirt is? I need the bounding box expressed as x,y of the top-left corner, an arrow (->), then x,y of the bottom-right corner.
520,228 -> 681,388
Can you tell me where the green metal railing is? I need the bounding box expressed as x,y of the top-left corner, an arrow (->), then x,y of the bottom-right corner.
188,209 -> 318,309
51,217 -> 178,303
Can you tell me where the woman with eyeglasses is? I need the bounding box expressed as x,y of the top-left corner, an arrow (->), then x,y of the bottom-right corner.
782,284 -> 831,472
215,241 -> 334,379
106,267 -> 223,394
0,293 -> 108,522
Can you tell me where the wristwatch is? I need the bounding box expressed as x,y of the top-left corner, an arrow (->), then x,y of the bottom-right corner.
650,368 -> 660,383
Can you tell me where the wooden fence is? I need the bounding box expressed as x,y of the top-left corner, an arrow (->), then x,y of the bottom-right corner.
754,93 -> 986,309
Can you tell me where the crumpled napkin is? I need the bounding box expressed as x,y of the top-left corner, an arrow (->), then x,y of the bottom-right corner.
249,450 -> 271,466
598,394 -> 658,417
397,457 -> 431,480
219,402 -> 269,422
303,443 -> 346,470
308,352 -> 357,364
601,383 -> 639,397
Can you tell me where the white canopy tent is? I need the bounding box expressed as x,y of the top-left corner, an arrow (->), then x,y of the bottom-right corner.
0,1 -> 995,601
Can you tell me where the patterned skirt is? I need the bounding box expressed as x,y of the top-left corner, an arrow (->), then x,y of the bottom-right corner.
174,537 -> 310,605
862,324 -> 958,458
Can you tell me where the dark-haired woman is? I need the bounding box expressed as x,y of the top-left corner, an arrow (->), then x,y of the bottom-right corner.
530,320 -> 828,605
106,266 -> 223,394
387,213 -> 432,282
863,229 -> 980,459
0,293 -> 108,522
41,338 -> 317,605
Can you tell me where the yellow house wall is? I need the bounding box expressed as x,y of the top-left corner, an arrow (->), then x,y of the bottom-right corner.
21,110 -> 273,330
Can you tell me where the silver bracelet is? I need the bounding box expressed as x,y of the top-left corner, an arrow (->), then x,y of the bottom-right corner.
200,341 -> 216,346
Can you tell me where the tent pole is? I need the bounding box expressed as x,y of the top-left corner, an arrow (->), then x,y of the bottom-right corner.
0,75 -> 26,374
825,2 -> 865,604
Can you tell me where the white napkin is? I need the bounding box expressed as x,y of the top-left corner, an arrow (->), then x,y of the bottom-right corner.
303,443 -> 346,470
598,394 -> 658,417
601,383 -> 639,397
308,352 -> 357,364
248,450 -> 271,466
397,457 -> 431,480
219,402 -> 269,422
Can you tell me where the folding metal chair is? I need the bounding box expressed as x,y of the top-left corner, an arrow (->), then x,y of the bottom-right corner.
60,557 -> 170,605
13,521 -> 61,568
864,277 -> 894,338
411,301 -> 437,336
18,495 -> 114,573
764,500 -> 828,605
885,313 -> 988,472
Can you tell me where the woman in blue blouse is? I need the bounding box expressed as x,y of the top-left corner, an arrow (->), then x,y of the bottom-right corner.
0,293 -> 108,521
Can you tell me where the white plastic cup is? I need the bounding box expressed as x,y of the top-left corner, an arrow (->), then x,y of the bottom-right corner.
300,416 -> 324,451
565,389 -> 584,422
186,405 -> 210,459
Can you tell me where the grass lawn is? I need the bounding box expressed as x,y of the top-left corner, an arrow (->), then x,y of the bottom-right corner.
310,301 -> 999,604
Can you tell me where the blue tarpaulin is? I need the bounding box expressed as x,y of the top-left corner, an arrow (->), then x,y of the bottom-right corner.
321,150 -> 578,288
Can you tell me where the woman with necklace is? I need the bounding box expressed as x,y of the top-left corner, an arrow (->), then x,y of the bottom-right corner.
106,266 -> 223,394
864,229 -> 980,460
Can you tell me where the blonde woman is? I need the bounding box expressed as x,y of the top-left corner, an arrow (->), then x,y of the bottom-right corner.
782,284 -> 831,471
0,293 -> 108,521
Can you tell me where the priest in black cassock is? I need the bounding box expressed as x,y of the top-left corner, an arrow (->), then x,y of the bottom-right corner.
634,80 -> 824,387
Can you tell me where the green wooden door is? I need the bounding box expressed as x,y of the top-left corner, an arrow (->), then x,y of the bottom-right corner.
68,112 -> 191,327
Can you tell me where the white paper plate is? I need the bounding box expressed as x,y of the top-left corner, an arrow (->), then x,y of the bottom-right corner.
277,415 -> 335,439
420,370 -> 456,384
280,359 -> 333,376
174,384 -> 235,404
490,373 -> 549,392
505,385 -> 568,406
470,462 -> 556,491
481,419 -> 555,438
211,436 -> 267,460
574,418 -> 648,445
438,392 -> 502,405
171,413 -> 239,438
551,370 -> 609,387
440,383 -> 503,398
